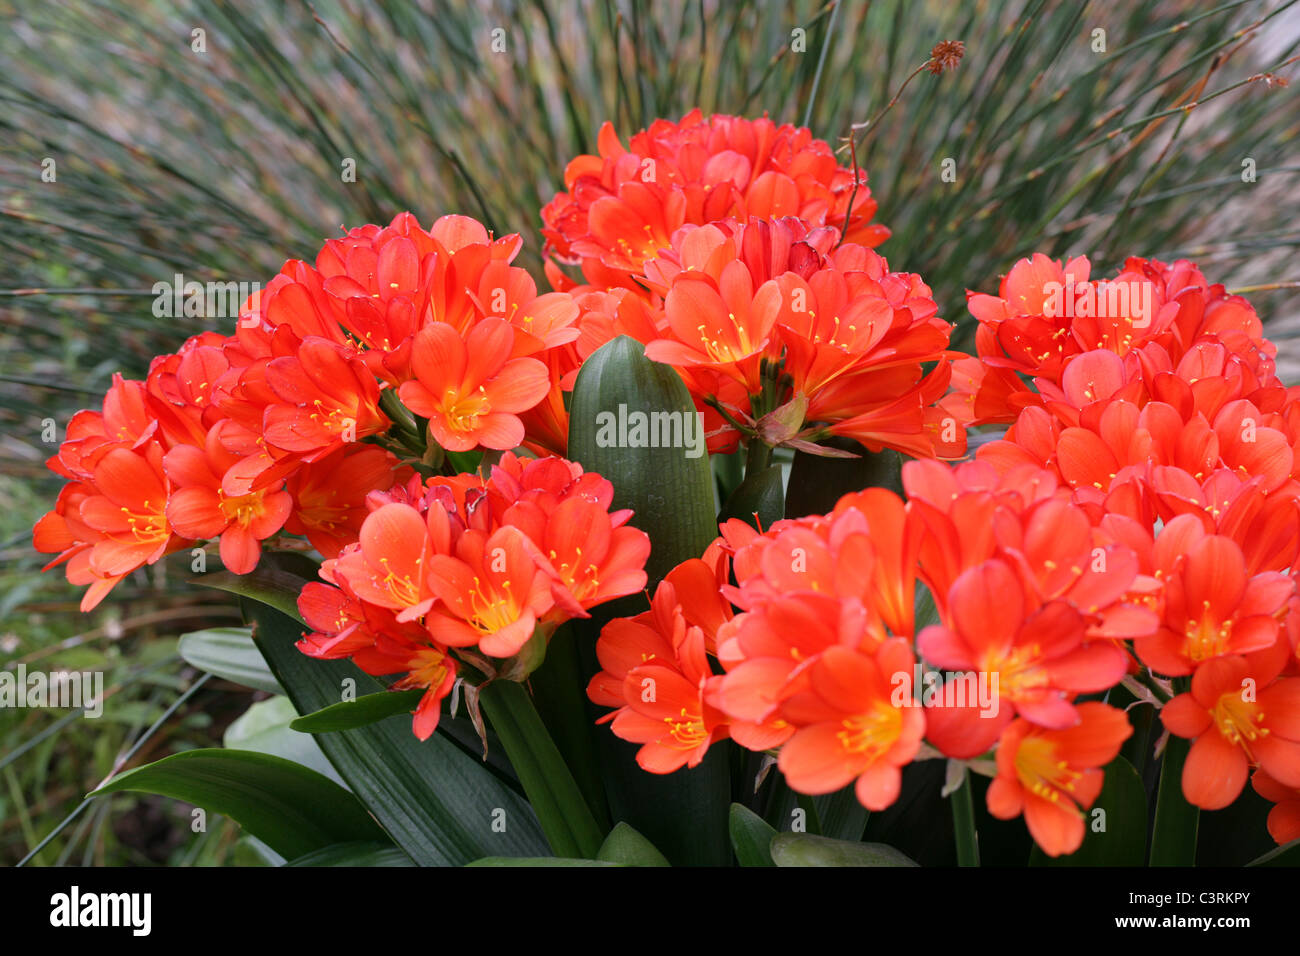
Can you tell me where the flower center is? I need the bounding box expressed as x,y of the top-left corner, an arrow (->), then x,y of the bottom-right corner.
442,390 -> 489,433
1014,736 -> 1083,806
1211,690 -> 1267,762
663,705 -> 708,749
835,701 -> 902,762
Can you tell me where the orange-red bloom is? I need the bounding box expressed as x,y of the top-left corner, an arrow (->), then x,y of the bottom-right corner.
1161,655 -> 1300,809
589,580 -> 731,772
163,423 -> 293,574
542,110 -> 889,291
775,640 -> 926,810
398,318 -> 550,452
986,702 -> 1132,857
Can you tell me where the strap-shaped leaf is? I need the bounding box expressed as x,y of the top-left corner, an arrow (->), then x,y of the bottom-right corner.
729,803 -> 778,867
566,336 -> 732,866
179,626 -> 282,695
1247,838 -> 1300,867
719,463 -> 785,531
203,556 -> 550,865
224,695 -> 345,787
770,832 -> 919,867
285,842 -> 415,867
596,822 -> 670,866
290,689 -> 426,733
90,749 -> 387,861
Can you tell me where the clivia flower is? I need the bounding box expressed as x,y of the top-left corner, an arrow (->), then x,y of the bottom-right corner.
163,422 -> 293,574
1160,655 -> 1300,809
398,318 -> 551,452
985,702 -> 1132,857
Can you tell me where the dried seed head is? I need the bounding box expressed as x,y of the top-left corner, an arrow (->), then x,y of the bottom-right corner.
928,40 -> 965,75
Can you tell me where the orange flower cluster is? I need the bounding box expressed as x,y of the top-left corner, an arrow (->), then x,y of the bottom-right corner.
589,476 -> 1143,854
951,252 -> 1300,830
32,356 -> 409,609
301,453 -> 649,738
34,111 -> 1300,861
33,213 -> 591,604
533,112 -> 958,464
35,212 -> 650,741
541,109 -> 890,292
545,217 -> 965,459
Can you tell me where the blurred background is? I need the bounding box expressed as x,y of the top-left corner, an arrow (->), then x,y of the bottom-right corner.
2,0 -> 1298,866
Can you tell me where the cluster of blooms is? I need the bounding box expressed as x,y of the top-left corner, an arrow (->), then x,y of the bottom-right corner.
537,113 -> 963,463
584,247 -> 1300,857
34,213 -> 582,608
541,216 -> 964,459
36,106 -> 1299,859
33,211 -> 651,739
541,108 -> 890,293
300,452 -> 649,738
589,467 -> 1150,855
947,253 -> 1300,845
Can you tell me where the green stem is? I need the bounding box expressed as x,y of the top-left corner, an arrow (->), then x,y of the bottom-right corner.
378,388 -> 421,441
951,768 -> 980,867
526,628 -> 612,832
478,679 -> 605,859
1149,733 -> 1199,866
744,438 -> 773,479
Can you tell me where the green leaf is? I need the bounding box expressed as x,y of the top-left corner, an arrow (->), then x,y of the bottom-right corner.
285,842 -> 415,867
289,689 -> 426,733
1150,727 -> 1199,866
719,463 -> 785,531
1247,838 -> 1300,867
478,678 -> 606,859
179,626 -> 282,695
784,441 -> 901,519
770,832 -> 919,867
567,335 -> 717,585
729,803 -> 777,867
89,749 -> 388,861
763,779 -> 869,842
466,857 -> 620,867
237,556 -> 551,865
444,449 -> 483,474
528,625 -> 612,831
196,565 -> 308,621
596,822 -> 670,866
1031,755 -> 1147,866
224,695 -> 345,788
566,336 -> 732,866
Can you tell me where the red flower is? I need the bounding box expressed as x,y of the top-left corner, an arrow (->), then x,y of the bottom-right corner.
163,423 -> 293,574
776,641 -> 926,811
589,580 -> 731,773
543,110 -> 888,290
1161,655 -> 1300,809
986,702 -> 1132,857
398,318 -> 550,452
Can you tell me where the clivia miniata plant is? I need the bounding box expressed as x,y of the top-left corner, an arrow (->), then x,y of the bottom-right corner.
33,98 -> 1300,867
